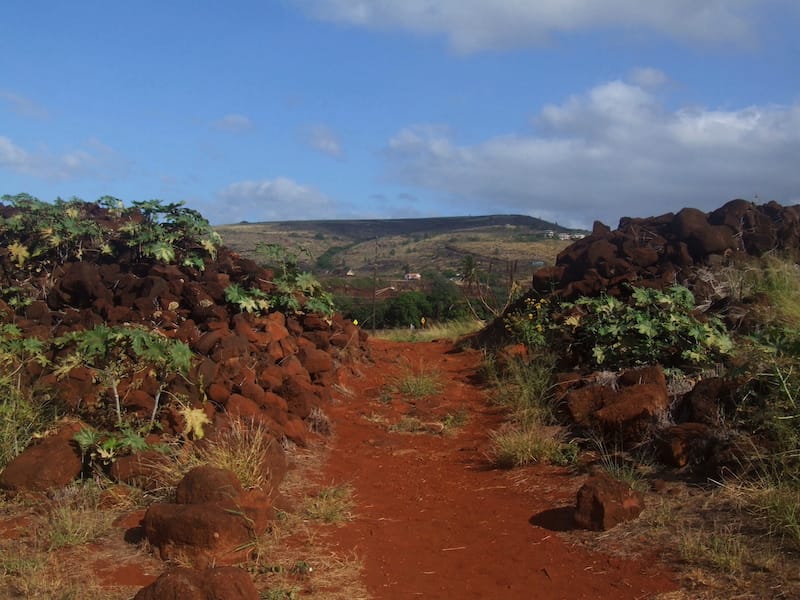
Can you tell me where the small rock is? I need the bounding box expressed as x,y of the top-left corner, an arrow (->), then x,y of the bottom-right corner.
574,473 -> 645,531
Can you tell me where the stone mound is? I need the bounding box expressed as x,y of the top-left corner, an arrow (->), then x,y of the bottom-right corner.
533,198 -> 800,300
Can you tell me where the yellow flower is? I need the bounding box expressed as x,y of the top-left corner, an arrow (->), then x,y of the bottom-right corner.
536,324 -> 543,332
527,313 -> 534,320
353,319 -> 359,326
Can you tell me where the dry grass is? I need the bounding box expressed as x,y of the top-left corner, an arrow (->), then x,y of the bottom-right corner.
388,364 -> 443,399
302,484 -> 355,524
0,548 -> 132,600
246,448 -> 368,599
0,479 -> 148,600
374,319 -> 484,343
488,424 -> 573,468
144,417 -> 278,500
565,479 -> 800,599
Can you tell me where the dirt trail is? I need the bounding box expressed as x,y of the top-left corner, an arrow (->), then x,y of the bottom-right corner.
322,338 -> 677,599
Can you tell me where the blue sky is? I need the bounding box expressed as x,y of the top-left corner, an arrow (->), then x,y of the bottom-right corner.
1,1 -> 799,228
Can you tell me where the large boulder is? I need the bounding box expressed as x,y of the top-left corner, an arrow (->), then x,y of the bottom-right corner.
0,421 -> 84,492
133,567 -> 258,600
142,466 -> 273,566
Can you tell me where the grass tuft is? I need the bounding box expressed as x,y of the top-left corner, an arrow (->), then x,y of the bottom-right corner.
303,484 -> 355,524
0,377 -> 60,469
489,425 -> 575,468
42,481 -> 114,550
489,355 -> 557,426
146,417 -> 277,500
389,367 -> 443,399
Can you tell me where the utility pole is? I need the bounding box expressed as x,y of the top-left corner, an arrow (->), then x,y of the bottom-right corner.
371,236 -> 378,336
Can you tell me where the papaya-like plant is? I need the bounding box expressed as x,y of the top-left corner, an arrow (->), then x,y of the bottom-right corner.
54,325 -> 193,427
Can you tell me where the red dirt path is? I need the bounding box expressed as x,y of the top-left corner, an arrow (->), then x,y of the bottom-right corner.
322,338 -> 678,599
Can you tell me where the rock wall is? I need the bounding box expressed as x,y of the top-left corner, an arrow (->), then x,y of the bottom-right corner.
533,199 -> 800,300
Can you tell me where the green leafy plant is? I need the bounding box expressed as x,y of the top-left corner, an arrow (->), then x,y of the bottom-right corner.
120,199 -> 222,267
565,285 -> 733,370
504,296 -> 550,348
54,325 -> 193,427
224,283 -> 271,314
0,324 -> 58,468
255,242 -> 335,317
0,195 -> 107,269
0,195 -> 223,273
73,424 -> 149,471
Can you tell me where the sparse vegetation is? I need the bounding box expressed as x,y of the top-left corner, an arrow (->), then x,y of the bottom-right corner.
486,354 -> 578,467
44,481 -> 114,549
147,418 -> 277,498
375,318 -> 484,342
389,365 -> 443,399
302,484 -> 355,524
388,415 -> 429,434
489,424 -> 574,468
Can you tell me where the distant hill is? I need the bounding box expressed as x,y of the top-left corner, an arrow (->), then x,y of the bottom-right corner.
215,214 -> 581,283
239,214 -> 573,241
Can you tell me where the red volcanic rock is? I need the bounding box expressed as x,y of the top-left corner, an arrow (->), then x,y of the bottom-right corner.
0,420 -> 84,492
110,450 -> 171,491
658,423 -> 713,468
298,346 -> 334,377
594,383 -> 670,445
175,466 -> 244,505
617,365 -> 666,388
565,385 -> 615,426
574,473 -> 645,531
133,567 -> 258,600
143,467 -> 272,566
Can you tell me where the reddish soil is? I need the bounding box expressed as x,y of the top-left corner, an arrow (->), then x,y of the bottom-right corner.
322,338 -> 678,599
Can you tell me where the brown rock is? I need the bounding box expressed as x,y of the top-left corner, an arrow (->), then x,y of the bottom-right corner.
618,365 -> 666,388
110,450 -> 170,491
574,473 -> 645,531
283,416 -> 308,447
594,383 -> 669,445
658,423 -> 712,468
0,421 -> 84,491
299,346 -> 334,376
280,376 -> 320,419
175,466 -> 244,505
225,393 -> 261,421
238,381 -> 266,406
682,377 -> 727,425
207,382 -> 230,404
142,489 -> 272,566
564,385 -> 615,425
133,567 -> 258,600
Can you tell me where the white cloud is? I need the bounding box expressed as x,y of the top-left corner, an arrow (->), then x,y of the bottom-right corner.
214,177 -> 342,223
304,124 -> 344,158
383,78 -> 800,228
0,90 -> 49,119
0,136 -> 129,181
628,67 -> 669,88
213,114 -> 254,133
294,0 -> 766,52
